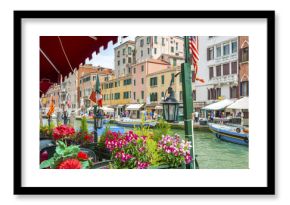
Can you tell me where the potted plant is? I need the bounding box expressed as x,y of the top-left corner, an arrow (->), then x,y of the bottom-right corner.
40,141 -> 93,169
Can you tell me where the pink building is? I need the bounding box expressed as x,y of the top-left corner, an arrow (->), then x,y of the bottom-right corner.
131,59 -> 170,104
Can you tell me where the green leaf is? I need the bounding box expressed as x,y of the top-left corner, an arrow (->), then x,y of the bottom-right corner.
81,161 -> 90,169
40,158 -> 54,169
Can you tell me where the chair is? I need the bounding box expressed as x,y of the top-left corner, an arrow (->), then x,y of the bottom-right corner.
91,160 -> 112,169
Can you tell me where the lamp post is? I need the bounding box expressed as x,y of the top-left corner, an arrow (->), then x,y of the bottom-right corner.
60,88 -> 68,124
93,74 -> 102,143
161,86 -> 180,122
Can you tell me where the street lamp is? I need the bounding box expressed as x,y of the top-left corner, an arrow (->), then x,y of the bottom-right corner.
161,86 -> 180,122
95,109 -> 104,128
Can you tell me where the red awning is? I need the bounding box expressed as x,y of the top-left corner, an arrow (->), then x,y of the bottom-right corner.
40,79 -> 53,97
40,36 -> 119,83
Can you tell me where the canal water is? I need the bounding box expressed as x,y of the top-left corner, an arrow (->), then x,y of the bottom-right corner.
43,119 -> 249,169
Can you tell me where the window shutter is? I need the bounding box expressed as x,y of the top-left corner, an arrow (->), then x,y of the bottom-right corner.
207,48 -> 210,61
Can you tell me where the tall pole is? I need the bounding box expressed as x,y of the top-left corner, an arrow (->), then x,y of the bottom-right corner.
181,36 -> 195,169
94,74 -> 100,143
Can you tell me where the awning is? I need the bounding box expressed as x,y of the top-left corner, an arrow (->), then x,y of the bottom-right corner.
155,105 -> 163,110
100,106 -> 114,113
117,104 -> 124,108
202,99 -> 235,111
226,97 -> 249,110
40,79 -> 53,97
125,104 -> 144,111
40,36 -> 119,83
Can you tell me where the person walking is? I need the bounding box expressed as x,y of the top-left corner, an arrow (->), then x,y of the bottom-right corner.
194,111 -> 199,123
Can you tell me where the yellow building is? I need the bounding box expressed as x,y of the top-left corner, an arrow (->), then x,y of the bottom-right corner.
145,66 -> 183,112
101,75 -> 133,114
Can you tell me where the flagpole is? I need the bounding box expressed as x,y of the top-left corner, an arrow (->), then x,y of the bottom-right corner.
181,36 -> 195,169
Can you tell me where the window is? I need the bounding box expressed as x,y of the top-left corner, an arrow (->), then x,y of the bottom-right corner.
171,73 -> 175,83
115,82 -> 117,87
223,63 -> 230,75
79,90 -> 82,97
150,92 -> 158,102
231,61 -> 237,74
147,36 -> 151,44
209,67 -> 214,79
154,36 -> 158,44
134,79 -> 136,86
216,45 -> 221,57
128,57 -> 131,63
141,65 -> 144,72
123,79 -> 132,86
231,41 -> 237,53
150,77 -> 158,86
147,48 -> 150,54
223,43 -> 230,56
128,67 -> 131,73
141,50 -> 143,57
128,47 -> 132,55
123,91 -> 130,99
240,81 -> 249,96
123,58 -> 126,64
140,39 -> 144,47
133,92 -> 136,100
117,60 -> 120,66
171,46 -> 174,53
133,67 -> 136,73
161,92 -> 164,97
216,65 -> 221,76
207,47 -> 214,60
230,86 -> 238,98
117,51 -> 120,57
79,79 -> 82,84
216,88 -> 221,98
141,91 -> 144,99
173,58 -> 177,66
162,38 -> 165,46
154,48 -> 157,54
176,43 -> 178,51
241,47 -> 249,62
161,75 -> 165,84
114,93 -> 120,100
141,78 -> 144,84
192,90 -> 196,101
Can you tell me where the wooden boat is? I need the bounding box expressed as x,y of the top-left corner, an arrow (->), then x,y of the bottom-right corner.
208,123 -> 249,146
115,118 -> 157,128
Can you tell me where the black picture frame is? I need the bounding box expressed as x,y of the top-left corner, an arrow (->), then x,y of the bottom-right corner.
14,10 -> 275,195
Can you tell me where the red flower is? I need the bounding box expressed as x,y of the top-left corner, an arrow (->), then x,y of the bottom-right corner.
77,151 -> 88,160
57,158 -> 82,169
53,125 -> 75,140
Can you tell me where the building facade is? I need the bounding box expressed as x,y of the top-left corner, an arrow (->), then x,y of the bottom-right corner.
114,40 -> 135,78
134,36 -> 184,64
194,36 -> 239,111
239,36 -> 249,97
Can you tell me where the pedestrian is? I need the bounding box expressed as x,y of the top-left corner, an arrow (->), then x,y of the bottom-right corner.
210,111 -> 214,122
62,110 -> 68,125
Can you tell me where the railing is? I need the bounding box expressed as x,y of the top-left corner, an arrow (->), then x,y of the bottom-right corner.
210,74 -> 238,85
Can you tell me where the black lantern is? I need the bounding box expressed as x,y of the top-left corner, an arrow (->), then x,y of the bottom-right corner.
161,86 -> 180,122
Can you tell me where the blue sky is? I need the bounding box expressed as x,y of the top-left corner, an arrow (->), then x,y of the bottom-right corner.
86,36 -> 136,69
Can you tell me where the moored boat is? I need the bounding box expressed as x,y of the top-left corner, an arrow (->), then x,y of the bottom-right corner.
208,123 -> 249,146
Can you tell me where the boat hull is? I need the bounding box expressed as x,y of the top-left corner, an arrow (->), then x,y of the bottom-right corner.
209,124 -> 249,146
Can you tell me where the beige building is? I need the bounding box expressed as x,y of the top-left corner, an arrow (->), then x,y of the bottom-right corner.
135,36 -> 184,64
114,40 -> 135,78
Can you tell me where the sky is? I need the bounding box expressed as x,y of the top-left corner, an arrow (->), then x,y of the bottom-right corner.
85,36 -> 136,69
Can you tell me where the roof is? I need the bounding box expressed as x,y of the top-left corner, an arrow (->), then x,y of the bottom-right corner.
147,59 -> 170,65
202,99 -> 235,111
114,40 -> 135,50
226,97 -> 249,110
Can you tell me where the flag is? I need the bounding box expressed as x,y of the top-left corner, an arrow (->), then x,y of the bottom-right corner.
189,36 -> 204,83
47,96 -> 55,117
95,75 -> 103,107
89,90 -> 97,104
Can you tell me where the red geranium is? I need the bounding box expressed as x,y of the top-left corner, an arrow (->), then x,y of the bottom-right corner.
77,151 -> 88,160
53,125 -> 75,140
57,158 -> 82,169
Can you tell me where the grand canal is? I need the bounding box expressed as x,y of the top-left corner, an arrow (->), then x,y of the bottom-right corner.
43,119 -> 249,169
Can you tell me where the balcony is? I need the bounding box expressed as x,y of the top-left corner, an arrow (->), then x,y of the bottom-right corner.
209,74 -> 238,85
213,53 -> 238,64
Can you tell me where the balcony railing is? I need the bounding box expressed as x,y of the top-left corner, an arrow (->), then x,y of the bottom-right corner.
209,74 -> 238,85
